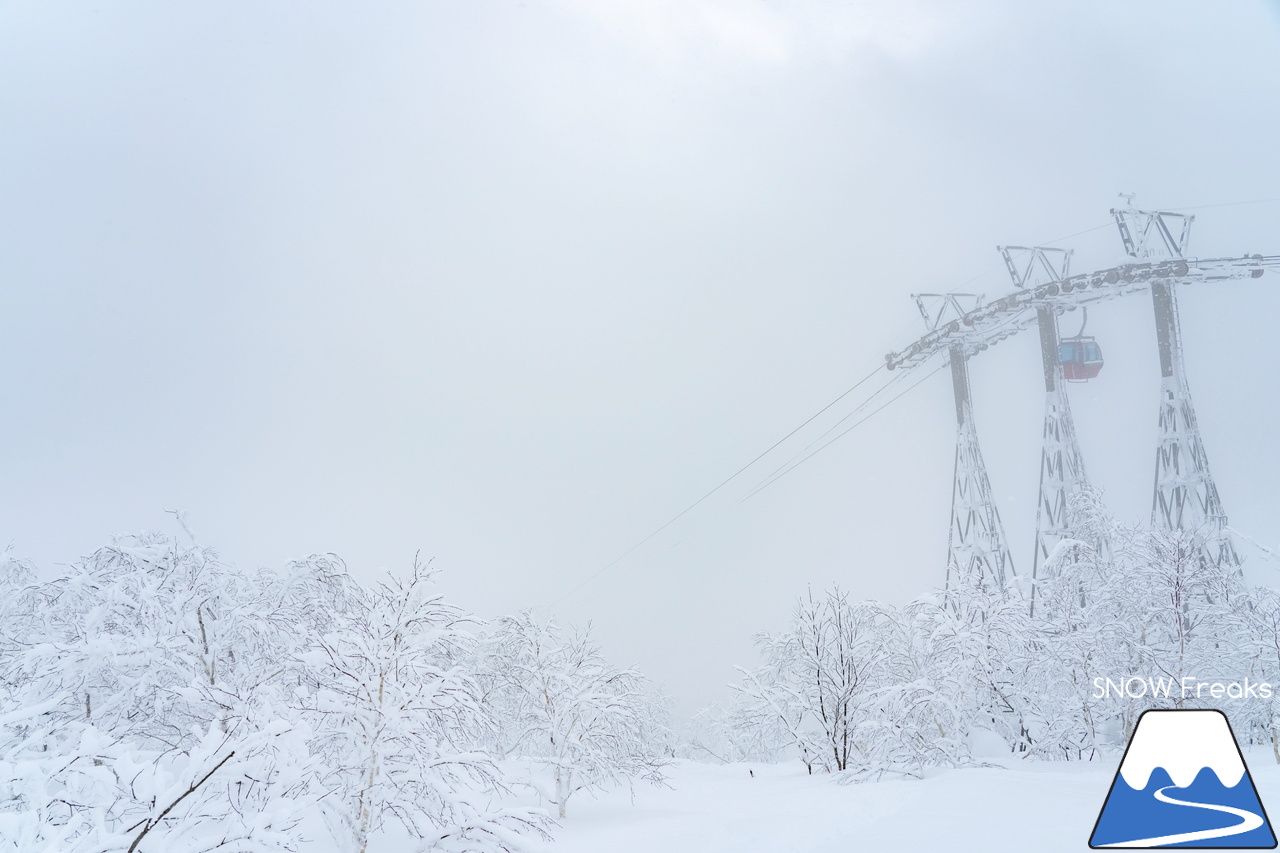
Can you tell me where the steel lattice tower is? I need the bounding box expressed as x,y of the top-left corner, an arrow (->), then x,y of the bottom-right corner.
1113,208 -> 1240,569
945,344 -> 1014,591
1032,310 -> 1091,578
999,247 -> 1094,604
887,209 -> 1276,593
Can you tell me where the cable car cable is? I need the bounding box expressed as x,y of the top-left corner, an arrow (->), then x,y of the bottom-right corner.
739,360 -> 948,503
1040,221 -> 1113,246
1166,196 -> 1280,213
545,360 -> 888,607
559,361 -> 946,614
737,367 -> 916,493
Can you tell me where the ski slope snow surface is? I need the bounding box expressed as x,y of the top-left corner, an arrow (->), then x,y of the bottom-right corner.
299,753 -> 1280,853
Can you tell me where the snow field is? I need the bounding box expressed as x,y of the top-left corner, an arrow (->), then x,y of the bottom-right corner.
515,753 -> 1280,853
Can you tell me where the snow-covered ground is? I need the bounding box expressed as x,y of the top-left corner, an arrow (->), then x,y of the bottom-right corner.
545,760 -> 1100,853
519,753 -> 1280,853
198,748 -> 1280,852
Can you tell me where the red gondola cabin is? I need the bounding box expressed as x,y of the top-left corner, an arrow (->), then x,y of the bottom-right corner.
1059,337 -> 1103,381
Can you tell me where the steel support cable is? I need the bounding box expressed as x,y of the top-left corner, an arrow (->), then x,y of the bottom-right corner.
806,368 -> 913,442
1166,196 -> 1280,212
545,360 -> 889,608
739,360 -> 948,504
560,362 -> 945,615
739,365 -> 915,489
1040,220 -> 1114,246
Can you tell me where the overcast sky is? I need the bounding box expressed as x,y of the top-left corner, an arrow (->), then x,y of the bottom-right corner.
3,1 -> 1280,715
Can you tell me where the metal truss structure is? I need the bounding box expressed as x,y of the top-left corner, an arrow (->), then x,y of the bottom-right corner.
912,293 -> 1014,589
946,345 -> 1014,591
999,247 -> 1095,604
1120,209 -> 1243,570
886,208 -> 1274,592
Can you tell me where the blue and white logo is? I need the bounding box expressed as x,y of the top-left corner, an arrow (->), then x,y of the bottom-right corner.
1090,709 -> 1276,848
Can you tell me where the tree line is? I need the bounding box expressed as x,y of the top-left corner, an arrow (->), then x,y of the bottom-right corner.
0,532 -> 668,852
685,491 -> 1280,777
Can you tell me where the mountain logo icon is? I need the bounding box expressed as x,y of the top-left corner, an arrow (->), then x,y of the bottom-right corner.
1090,709 -> 1276,848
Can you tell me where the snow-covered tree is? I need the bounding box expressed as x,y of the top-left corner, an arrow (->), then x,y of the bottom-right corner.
0,534 -> 553,853
732,587 -> 892,774
732,584 -> 1029,777
0,532 -> 320,852
886,584 -> 1032,766
677,698 -> 790,765
477,611 -> 668,818
1027,509 -> 1247,752
302,558 -> 548,853
1225,584 -> 1280,760
722,483 -> 1280,774
1021,533 -> 1134,757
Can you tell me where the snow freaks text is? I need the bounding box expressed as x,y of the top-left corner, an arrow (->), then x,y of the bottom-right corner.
1092,677 -> 1274,700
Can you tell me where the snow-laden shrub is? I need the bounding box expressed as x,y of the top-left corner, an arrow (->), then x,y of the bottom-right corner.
1022,494 -> 1251,757
301,558 -> 550,852
730,585 -> 1029,777
718,491 -> 1280,773
677,699 -> 791,764
0,534 -> 551,853
0,533 -> 322,851
476,611 -> 669,818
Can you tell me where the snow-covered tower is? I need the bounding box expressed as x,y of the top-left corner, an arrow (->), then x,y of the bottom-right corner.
1112,208 -> 1240,571
998,246 -> 1093,602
